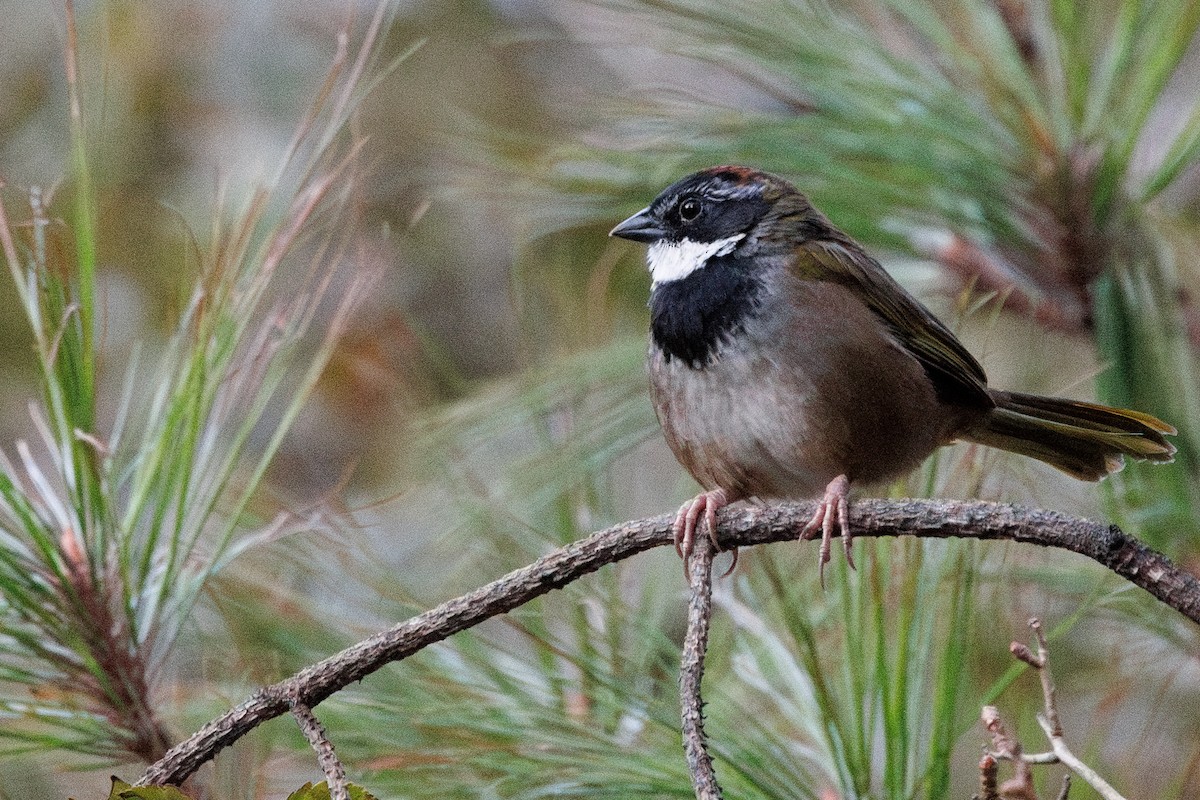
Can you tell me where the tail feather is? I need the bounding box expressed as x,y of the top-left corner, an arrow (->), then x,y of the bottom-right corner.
964,390 -> 1176,481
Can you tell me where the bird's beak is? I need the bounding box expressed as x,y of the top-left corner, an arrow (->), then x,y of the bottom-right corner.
609,208 -> 665,243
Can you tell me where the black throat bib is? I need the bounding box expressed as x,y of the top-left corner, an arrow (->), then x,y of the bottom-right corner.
650,255 -> 764,369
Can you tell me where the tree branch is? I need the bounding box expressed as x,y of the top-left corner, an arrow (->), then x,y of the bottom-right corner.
289,693 -> 348,800
680,534 -> 723,799
138,500 -> 1200,786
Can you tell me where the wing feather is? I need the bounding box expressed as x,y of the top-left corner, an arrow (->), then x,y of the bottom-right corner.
794,240 -> 993,409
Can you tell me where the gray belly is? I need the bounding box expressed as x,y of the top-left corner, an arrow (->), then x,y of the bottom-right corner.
648,282 -> 954,500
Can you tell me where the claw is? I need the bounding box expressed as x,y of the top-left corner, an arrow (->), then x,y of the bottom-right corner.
719,546 -> 740,578
672,488 -> 735,578
799,474 -> 853,589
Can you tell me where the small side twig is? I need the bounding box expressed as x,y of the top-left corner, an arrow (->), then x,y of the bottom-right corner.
1016,619 -> 1124,800
1010,619 -> 1060,736
978,751 -> 999,800
1033,715 -> 1119,800
680,535 -> 723,799
289,692 -> 348,800
981,706 -> 1038,799
985,618 -> 1127,800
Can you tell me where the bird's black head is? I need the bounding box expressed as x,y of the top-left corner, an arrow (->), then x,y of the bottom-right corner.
609,167 -> 787,366
610,166 -> 807,286
609,166 -> 779,244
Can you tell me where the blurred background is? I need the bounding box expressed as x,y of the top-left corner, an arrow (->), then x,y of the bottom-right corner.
1,1 -> 1199,798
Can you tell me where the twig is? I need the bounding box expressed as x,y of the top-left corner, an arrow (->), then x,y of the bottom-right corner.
138,500 -> 1200,786
680,534 -> 723,799
990,618 -> 1128,800
982,706 -> 1039,799
289,693 -> 348,800
1010,619 -> 1060,736
978,751 -> 999,800
1018,618 -> 1126,799
1034,716 -> 1121,799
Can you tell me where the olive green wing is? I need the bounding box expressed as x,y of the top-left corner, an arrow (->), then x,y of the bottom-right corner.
795,239 -> 993,409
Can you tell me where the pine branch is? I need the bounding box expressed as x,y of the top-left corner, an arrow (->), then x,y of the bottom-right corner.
681,532 -> 722,799
137,499 -> 1200,787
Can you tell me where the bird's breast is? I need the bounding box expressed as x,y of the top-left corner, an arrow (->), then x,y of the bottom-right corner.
650,331 -> 827,498
648,276 -> 954,499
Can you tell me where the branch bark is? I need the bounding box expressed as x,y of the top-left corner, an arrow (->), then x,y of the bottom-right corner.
289,693 -> 348,800
138,499 -> 1200,786
680,534 -> 723,799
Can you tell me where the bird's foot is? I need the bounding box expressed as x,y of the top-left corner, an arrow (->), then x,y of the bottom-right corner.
672,488 -> 738,578
799,474 -> 853,588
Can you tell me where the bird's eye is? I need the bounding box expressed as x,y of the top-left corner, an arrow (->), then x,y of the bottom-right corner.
678,197 -> 703,222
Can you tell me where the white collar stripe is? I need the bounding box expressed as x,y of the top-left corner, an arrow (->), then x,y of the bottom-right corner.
647,234 -> 745,286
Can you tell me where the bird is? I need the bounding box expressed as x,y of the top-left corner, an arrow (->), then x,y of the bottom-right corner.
609,165 -> 1177,581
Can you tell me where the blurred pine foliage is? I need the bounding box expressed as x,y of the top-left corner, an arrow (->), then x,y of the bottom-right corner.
1,2 -> 1198,799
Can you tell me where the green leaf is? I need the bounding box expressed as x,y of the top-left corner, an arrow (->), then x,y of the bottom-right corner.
99,776 -> 131,800
285,781 -> 378,800
285,782 -> 316,800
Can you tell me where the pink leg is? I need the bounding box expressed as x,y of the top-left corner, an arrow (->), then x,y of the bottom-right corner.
672,488 -> 738,577
799,474 -> 853,588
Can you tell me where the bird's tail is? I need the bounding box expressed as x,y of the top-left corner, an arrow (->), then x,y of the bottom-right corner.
962,390 -> 1177,481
